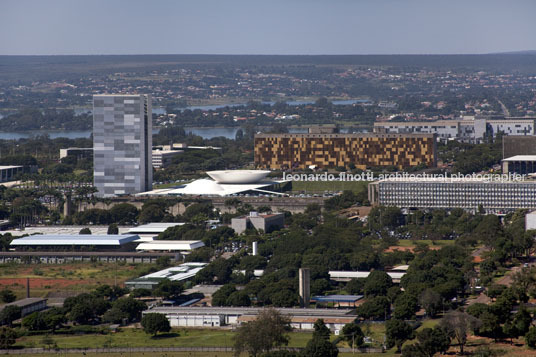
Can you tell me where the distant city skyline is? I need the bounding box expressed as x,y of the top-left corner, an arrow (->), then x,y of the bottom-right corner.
1,0 -> 535,56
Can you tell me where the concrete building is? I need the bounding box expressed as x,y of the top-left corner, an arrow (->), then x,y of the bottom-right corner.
0,166 -> 23,183
503,136 -> 536,159
255,133 -> 436,170
329,271 -> 406,283
143,306 -> 357,331
525,211 -> 536,231
299,268 -> 311,308
374,118 -> 534,143
135,240 -> 205,253
231,212 -> 285,234
368,177 -> 536,214
10,234 -> 140,251
93,94 -> 152,197
502,156 -> 536,175
0,298 -> 47,318
59,148 -> 93,160
152,150 -> 182,169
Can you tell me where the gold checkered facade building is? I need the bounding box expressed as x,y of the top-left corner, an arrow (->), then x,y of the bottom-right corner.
254,133 -> 436,170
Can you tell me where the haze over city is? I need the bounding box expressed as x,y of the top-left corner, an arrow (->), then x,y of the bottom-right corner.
1,0 -> 536,55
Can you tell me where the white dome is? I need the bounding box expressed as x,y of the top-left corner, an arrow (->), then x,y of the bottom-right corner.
182,179 -> 224,194
206,170 -> 271,184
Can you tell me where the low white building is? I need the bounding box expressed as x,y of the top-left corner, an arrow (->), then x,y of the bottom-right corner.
127,222 -> 185,241
329,271 -> 406,283
136,240 -> 204,253
143,306 -> 357,331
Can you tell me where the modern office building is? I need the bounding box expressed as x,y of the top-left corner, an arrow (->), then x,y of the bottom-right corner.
93,94 -> 152,197
374,117 -> 535,143
368,177 -> 536,214
152,150 -> 182,169
503,136 -> 536,159
59,148 -> 93,160
502,156 -> 536,175
254,133 -> 436,170
231,211 -> 285,234
0,166 -> 23,183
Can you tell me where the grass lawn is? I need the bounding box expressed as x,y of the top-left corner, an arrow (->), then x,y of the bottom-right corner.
17,328 -> 315,349
395,239 -> 455,247
291,180 -> 369,194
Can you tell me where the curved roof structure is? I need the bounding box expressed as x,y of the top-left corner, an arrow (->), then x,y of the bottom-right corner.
206,170 -> 270,184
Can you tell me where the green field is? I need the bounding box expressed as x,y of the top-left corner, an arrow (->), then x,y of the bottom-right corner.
17,328 -> 313,349
290,180 -> 369,194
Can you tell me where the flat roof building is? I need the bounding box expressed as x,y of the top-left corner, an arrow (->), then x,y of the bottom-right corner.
125,262 -> 207,290
255,133 -> 436,170
127,222 -> 185,241
0,298 -> 47,318
503,136 -> 536,159
152,150 -> 182,169
10,234 -> 140,251
231,211 -> 285,234
93,94 -> 152,197
502,155 -> 536,175
0,166 -> 23,183
143,306 -> 357,331
135,240 -> 205,253
59,148 -> 93,160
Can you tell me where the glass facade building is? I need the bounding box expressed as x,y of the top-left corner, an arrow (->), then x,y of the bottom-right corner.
368,178 -> 536,214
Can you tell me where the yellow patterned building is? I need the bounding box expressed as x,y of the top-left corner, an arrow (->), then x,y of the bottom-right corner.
254,133 -> 436,170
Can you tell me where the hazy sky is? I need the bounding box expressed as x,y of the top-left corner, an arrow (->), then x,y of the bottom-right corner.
1,0 -> 535,55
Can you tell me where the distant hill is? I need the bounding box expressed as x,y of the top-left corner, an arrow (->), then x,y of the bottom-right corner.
1,53 -> 536,84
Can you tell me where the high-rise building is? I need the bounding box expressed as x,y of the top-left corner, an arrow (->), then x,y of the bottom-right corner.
93,94 -> 152,197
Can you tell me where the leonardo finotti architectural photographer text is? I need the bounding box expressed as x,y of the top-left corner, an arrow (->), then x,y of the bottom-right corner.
282,172 -> 526,182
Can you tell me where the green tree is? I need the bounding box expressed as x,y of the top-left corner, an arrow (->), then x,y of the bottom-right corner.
111,297 -> 146,322
233,308 -> 290,357
440,310 -> 480,355
212,284 -> 237,306
386,319 -> 414,353
302,319 -> 338,357
402,327 -> 450,357
79,227 -> 91,235
141,313 -> 171,337
0,305 -> 21,327
526,326 -> 536,348
107,223 -> 119,235
357,296 -> 390,320
419,288 -> 442,318
153,280 -> 183,300
363,270 -> 393,297
393,293 -> 418,320
341,322 -> 364,348
0,327 -> 17,349
0,289 -> 16,303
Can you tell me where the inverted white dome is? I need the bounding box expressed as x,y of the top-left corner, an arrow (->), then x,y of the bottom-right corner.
206,170 -> 271,184
182,179 -> 224,194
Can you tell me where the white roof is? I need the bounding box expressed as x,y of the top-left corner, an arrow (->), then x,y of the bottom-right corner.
127,223 -> 185,234
0,166 -> 23,170
503,155 -> 536,162
10,234 -> 140,246
136,178 -> 287,197
141,262 -> 207,281
136,240 -> 204,251
207,170 -> 271,184
328,271 -> 406,280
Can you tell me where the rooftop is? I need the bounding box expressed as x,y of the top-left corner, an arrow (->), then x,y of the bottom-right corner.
127,223 -> 185,234
503,155 -> 536,162
145,306 -> 355,317
10,234 -> 140,246
136,240 -> 205,251
0,165 -> 23,170
311,295 -> 363,303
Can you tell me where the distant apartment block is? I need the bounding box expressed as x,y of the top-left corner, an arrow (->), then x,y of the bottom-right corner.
368,178 -> 536,214
231,212 -> 285,234
254,133 -> 436,170
374,117 -> 535,143
93,94 -> 152,197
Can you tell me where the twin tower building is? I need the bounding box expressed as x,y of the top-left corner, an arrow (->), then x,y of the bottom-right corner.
93,94 -> 152,197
